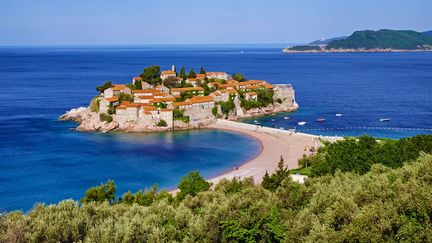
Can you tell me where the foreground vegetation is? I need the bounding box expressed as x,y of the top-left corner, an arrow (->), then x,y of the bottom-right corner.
2,135 -> 432,242
299,134 -> 432,177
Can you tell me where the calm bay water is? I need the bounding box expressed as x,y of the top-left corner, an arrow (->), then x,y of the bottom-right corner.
1,45 -> 432,211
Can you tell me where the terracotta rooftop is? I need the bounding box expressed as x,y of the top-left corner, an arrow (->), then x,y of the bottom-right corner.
246,85 -> 262,90
220,89 -> 238,94
218,83 -> 237,88
171,87 -> 204,92
186,96 -> 214,104
238,80 -> 265,86
132,89 -> 159,94
161,70 -> 176,75
196,74 -> 206,79
173,101 -> 192,107
112,85 -> 128,91
105,96 -> 119,102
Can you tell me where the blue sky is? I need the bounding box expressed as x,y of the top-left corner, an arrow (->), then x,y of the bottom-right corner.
0,0 -> 431,45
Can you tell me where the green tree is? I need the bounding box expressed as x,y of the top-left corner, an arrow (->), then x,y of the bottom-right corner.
200,66 -> 206,74
176,171 -> 211,201
163,76 -> 179,88
188,68 -> 196,78
180,66 -> 186,79
140,65 -> 161,85
81,180 -> 116,204
118,93 -> 134,104
156,119 -> 168,127
96,81 -> 112,93
262,156 -> 290,191
232,73 -> 246,81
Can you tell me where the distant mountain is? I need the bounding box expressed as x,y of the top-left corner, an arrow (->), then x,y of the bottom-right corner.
423,30 -> 432,36
326,29 -> 432,50
308,36 -> 347,45
283,29 -> 432,53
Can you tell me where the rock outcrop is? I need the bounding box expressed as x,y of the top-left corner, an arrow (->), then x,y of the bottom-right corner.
60,107 -> 119,132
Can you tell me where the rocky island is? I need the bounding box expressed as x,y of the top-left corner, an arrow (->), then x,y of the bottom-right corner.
283,29 -> 432,53
60,65 -> 298,133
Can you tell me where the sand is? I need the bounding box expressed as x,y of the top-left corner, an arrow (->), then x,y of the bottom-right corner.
207,121 -> 325,185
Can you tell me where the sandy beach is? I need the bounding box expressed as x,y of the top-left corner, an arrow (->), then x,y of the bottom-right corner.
207,120 -> 338,184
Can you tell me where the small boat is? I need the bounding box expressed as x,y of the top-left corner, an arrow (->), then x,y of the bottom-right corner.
284,117 -> 290,120
316,118 -> 326,122
298,121 -> 306,126
254,120 -> 259,123
279,127 -> 285,130
380,118 -> 391,122
271,119 -> 275,122
336,113 -> 343,117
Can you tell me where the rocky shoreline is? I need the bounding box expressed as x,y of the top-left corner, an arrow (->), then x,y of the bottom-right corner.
282,47 -> 432,54
59,99 -> 298,133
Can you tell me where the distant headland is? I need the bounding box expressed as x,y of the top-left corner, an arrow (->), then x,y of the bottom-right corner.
283,29 -> 432,53
60,65 -> 298,133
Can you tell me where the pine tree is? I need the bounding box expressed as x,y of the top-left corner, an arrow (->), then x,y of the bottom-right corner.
180,66 -> 186,79
188,68 -> 196,78
200,66 -> 206,74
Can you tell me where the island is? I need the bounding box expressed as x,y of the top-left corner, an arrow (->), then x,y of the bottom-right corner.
283,29 -> 432,53
60,65 -> 298,133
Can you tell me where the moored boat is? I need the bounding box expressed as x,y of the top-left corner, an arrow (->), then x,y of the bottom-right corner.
298,121 -> 306,126
380,118 -> 391,122
316,118 -> 326,122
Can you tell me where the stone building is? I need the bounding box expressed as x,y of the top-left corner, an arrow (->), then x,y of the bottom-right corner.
99,96 -> 119,113
206,72 -> 228,80
104,85 -> 131,98
160,70 -> 176,80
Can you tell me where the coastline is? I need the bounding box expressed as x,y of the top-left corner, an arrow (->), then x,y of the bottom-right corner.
206,120 -> 341,185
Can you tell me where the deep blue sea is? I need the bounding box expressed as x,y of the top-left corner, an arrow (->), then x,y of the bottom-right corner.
1,45 -> 432,211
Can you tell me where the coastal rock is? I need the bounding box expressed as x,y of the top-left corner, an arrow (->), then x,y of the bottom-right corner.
59,107 -> 88,122
60,107 -> 119,132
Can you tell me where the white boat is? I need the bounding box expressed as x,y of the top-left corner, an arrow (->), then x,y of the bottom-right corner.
271,119 -> 275,122
284,117 -> 290,120
316,118 -> 326,122
336,113 -> 343,117
298,121 -> 306,126
279,127 -> 285,130
380,118 -> 391,122
254,120 -> 259,123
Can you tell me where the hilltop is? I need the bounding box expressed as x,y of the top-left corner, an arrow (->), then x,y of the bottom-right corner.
283,29 -> 432,53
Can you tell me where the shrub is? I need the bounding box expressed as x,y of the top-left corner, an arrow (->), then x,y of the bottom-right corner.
176,171 -> 211,201
99,113 -> 113,123
212,106 -> 218,116
232,73 -> 246,81
89,96 -> 100,113
219,100 -> 235,115
156,119 -> 168,127
262,156 -> 290,191
80,180 -> 116,204
118,93 -> 134,104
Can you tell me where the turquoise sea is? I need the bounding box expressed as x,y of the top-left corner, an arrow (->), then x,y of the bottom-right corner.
1,45 -> 432,211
